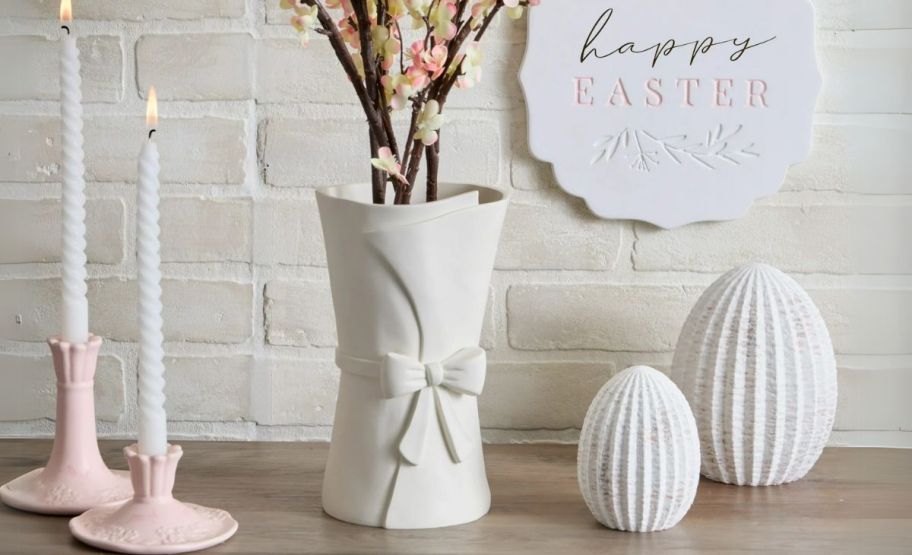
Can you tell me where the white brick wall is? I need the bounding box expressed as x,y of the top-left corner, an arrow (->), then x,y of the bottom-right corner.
137,34 -> 255,101
0,198 -> 123,264
2,0 -> 247,20
263,280 -> 336,348
0,35 -> 122,102
0,0 -> 908,447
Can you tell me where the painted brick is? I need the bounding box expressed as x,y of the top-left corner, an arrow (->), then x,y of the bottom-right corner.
257,37 -> 523,110
836,367 -> 912,431
264,280 -> 336,347
505,284 -> 912,356
85,116 -> 247,185
265,117 -> 500,187
471,11 -> 528,43
446,40 -> 524,111
265,3 -> 527,40
0,35 -> 122,102
160,198 -> 251,263
264,3 -> 288,24
0,279 -> 62,342
0,278 -> 252,344
165,356 -> 251,421
264,118 -> 365,188
480,362 -> 615,429
0,116 -> 61,182
818,30 -> 912,113
785,116 -> 912,195
633,205 -> 912,275
810,289 -> 912,355
255,359 -> 338,426
438,118 -> 502,185
0,353 -> 123,422
256,39 -> 354,105
253,199 -> 325,267
507,285 -> 702,352
91,279 -> 254,344
0,116 -> 246,184
137,34 -> 254,101
0,198 -> 124,264
511,121 -> 557,191
2,0 -> 245,20
815,0 -> 912,30
498,200 -> 622,270
480,288 -> 496,350
93,357 -> 125,421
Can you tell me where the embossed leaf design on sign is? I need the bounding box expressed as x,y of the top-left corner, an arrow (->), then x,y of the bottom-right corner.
592,125 -> 760,172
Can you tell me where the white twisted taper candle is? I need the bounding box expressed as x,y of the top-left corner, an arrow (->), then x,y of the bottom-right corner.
60,28 -> 89,344
136,132 -> 167,457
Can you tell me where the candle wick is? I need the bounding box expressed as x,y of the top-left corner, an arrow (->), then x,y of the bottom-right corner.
148,129 -> 157,139
61,25 -> 71,35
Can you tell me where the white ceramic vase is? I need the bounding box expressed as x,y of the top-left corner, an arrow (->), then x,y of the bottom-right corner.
578,366 -> 701,533
316,183 -> 508,529
671,263 -> 838,486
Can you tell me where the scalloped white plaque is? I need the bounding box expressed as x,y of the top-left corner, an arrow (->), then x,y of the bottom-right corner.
520,0 -> 821,228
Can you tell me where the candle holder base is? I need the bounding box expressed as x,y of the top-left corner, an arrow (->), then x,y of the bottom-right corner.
0,336 -> 133,515
0,467 -> 132,516
70,444 -> 238,555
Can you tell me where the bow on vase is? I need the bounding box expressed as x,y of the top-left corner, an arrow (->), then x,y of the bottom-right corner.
381,347 -> 487,466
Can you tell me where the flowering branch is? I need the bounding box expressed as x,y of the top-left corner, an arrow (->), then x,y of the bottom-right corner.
280,0 -> 539,204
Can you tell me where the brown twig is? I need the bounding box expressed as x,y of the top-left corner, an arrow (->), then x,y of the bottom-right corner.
305,1 -> 383,141
351,1 -> 382,118
299,0 -> 523,204
425,141 -> 440,202
475,2 -> 502,40
402,139 -> 426,203
401,92 -> 426,174
421,1 -> 505,201
393,19 -> 406,74
303,0 -> 393,204
454,0 -> 470,27
369,129 -> 385,203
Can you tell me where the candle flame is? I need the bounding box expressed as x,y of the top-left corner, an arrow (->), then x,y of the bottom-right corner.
146,87 -> 158,128
60,0 -> 72,22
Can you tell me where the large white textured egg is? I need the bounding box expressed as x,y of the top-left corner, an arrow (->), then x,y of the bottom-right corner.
671,263 -> 838,486
578,366 -> 700,532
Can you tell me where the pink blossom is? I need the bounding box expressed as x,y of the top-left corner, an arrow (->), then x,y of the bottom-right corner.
338,17 -> 360,50
415,100 -> 446,145
456,42 -> 483,89
371,147 -> 408,184
420,45 -> 449,80
429,1 -> 458,41
382,71 -> 428,110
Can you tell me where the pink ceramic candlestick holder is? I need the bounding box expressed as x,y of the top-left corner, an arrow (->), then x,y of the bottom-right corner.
70,444 -> 238,554
0,336 -> 133,514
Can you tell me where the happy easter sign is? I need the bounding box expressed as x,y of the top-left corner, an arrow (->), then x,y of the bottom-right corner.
520,0 -> 820,228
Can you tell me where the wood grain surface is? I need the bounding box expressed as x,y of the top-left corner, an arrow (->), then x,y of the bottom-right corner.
1,440 -> 910,554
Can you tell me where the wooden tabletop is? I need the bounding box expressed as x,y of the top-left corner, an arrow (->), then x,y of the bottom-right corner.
1,440 -> 910,554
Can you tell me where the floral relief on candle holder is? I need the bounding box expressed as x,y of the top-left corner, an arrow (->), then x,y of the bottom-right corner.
70,444 -> 238,555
